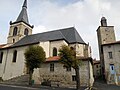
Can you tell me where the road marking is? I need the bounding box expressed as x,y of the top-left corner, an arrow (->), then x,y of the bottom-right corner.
0,84 -> 38,90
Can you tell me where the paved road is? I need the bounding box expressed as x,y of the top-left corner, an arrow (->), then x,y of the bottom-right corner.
0,84 -> 40,90
0,84 -> 78,90
93,80 -> 120,90
1,82 -> 120,90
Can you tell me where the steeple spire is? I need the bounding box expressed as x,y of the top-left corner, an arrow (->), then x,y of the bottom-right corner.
10,0 -> 30,26
15,0 -> 29,24
9,0 -> 33,28
23,0 -> 27,8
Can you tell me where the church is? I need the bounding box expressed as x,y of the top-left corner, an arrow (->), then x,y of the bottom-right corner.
0,0 -> 94,87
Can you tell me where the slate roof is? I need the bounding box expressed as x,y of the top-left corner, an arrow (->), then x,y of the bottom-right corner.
11,27 -> 86,47
10,0 -> 31,27
16,0 -> 29,24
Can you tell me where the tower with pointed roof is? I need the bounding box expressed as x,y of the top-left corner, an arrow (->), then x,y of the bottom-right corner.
7,0 -> 33,44
97,17 -> 116,78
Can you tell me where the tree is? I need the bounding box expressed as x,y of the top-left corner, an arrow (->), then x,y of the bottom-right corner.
24,45 -> 46,85
59,45 -> 82,90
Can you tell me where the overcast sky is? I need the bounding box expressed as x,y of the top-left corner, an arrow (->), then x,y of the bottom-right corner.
0,0 -> 120,59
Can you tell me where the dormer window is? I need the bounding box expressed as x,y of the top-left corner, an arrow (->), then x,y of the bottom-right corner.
13,27 -> 18,36
24,28 -> 29,35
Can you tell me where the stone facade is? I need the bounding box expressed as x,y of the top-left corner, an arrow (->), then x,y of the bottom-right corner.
103,43 -> 120,85
33,60 -> 94,87
0,0 -> 94,87
97,17 -> 120,85
7,22 -> 32,44
97,17 -> 116,79
93,60 -> 101,78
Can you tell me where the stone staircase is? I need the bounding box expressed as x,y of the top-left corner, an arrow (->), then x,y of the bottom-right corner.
0,74 -> 29,85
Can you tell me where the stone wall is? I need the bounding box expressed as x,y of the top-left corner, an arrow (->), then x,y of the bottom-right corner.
33,61 -> 94,87
103,44 -> 120,85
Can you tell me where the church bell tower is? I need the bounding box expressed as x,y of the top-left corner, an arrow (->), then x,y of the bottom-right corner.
97,17 -> 116,78
7,0 -> 33,44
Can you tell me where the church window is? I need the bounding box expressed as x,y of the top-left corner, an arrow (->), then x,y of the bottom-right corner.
53,47 -> 57,56
0,52 -> 3,63
12,50 -> 17,62
13,27 -> 18,36
13,39 -> 15,43
108,52 -> 113,59
70,47 -> 74,50
50,63 -> 54,72
24,28 -> 29,35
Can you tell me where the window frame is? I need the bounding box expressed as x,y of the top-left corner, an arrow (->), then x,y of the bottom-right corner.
108,52 -> 113,59
66,67 -> 71,72
53,47 -> 57,56
50,63 -> 54,72
96,65 -> 98,68
24,28 -> 29,35
0,52 -> 3,63
13,27 -> 18,36
13,39 -> 15,43
12,50 -> 17,63
72,75 -> 76,81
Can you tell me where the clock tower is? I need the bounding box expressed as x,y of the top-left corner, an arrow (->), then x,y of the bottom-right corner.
97,17 -> 116,78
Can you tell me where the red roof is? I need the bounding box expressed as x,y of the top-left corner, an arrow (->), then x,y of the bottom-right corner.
46,56 -> 92,62
46,56 -> 60,62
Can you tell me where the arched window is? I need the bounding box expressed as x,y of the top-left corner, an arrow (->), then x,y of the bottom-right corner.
70,47 -> 74,50
12,50 -> 17,62
13,27 -> 18,36
13,39 -> 15,43
0,52 -> 3,63
24,28 -> 29,35
53,47 -> 57,56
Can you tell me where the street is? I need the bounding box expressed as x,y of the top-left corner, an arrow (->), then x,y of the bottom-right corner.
93,80 -> 120,90
0,84 -> 39,90
0,84 -> 77,90
1,81 -> 120,90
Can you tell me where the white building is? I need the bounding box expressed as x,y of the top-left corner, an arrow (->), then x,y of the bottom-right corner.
0,0 -> 94,87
